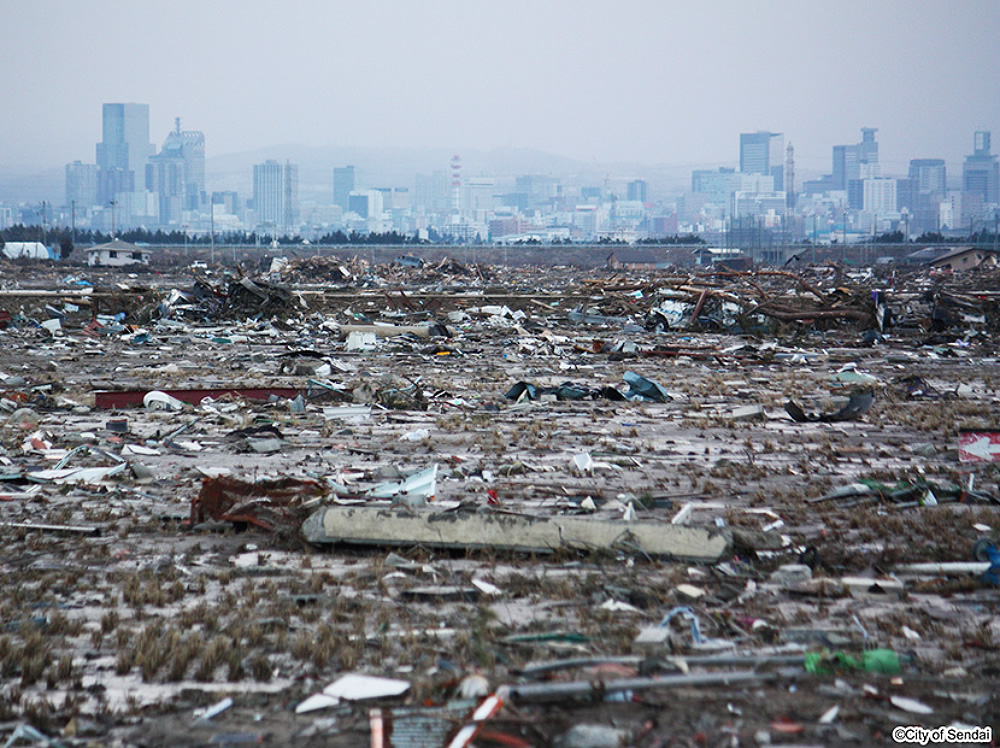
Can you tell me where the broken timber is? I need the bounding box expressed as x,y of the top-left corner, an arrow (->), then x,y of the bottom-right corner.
302,506 -> 730,561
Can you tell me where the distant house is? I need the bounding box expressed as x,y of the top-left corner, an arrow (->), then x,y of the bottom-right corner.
87,239 -> 151,267
2,242 -> 52,260
905,246 -> 958,265
606,248 -> 668,270
928,246 -> 999,272
713,256 -> 754,272
693,247 -> 749,269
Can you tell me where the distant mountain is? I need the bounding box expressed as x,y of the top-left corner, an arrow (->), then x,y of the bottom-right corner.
0,166 -> 64,205
206,144 -> 606,202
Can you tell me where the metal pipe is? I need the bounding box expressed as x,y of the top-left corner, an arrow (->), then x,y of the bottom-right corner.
516,653 -> 804,678
504,670 -> 774,702
895,562 -> 990,575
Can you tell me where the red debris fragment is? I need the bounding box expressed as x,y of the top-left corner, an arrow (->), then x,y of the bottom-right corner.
189,475 -> 328,531
771,716 -> 805,734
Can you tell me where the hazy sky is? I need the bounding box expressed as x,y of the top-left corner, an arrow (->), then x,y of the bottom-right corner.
2,0 -> 999,178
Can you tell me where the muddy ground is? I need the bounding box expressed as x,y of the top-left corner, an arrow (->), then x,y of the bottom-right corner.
0,257 -> 997,747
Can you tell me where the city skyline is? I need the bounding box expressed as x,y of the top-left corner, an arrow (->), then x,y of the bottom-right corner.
15,102 -> 997,245
9,104 -> 1000,204
1,0 -> 999,176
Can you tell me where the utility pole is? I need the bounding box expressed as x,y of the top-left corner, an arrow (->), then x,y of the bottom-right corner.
811,216 -> 816,265
210,205 -> 216,265
843,211 -> 847,261
109,200 -> 117,238
71,200 -> 76,246
785,142 -> 795,209
871,212 -> 877,266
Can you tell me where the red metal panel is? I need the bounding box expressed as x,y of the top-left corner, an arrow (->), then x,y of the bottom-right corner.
958,431 -> 1000,463
94,387 -> 300,409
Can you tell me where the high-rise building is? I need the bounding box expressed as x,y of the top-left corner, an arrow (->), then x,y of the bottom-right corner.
961,131 -> 999,228
333,166 -> 356,210
627,179 -> 648,203
212,191 -> 241,216
253,160 -> 299,231
514,175 -> 561,209
159,119 -> 205,206
146,157 -> 184,226
463,177 -> 496,216
862,178 -> 897,217
840,128 -> 881,209
96,103 -> 154,205
147,119 -> 206,224
826,128 -> 879,191
832,145 -> 857,191
784,143 -> 795,209
732,190 -> 787,220
858,127 -> 879,165
415,171 -> 451,214
739,131 -> 784,191
65,161 -> 98,209
373,187 -> 410,213
905,159 -> 946,235
909,158 -> 946,196
692,168 -> 773,208
348,190 -> 383,220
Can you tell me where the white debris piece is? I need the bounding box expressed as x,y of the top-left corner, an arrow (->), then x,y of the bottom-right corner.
143,390 -> 186,411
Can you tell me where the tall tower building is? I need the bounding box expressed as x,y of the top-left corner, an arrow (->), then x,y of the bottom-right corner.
739,131 -> 784,191
65,161 -> 98,209
829,128 -> 879,191
832,145 -> 858,191
254,160 -> 299,231
906,158 -> 946,235
147,118 -> 206,224
859,127 -> 879,165
96,103 -> 154,205
784,143 -> 795,208
451,155 -> 462,215
627,179 -> 648,202
839,127 -> 881,208
333,166 -> 356,210
348,190 -> 383,220
909,158 -> 946,196
962,131 -> 999,229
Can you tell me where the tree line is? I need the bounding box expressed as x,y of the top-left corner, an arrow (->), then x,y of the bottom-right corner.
2,223 -> 994,253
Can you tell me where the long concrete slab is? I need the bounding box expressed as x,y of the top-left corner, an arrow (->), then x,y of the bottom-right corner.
302,506 -> 730,561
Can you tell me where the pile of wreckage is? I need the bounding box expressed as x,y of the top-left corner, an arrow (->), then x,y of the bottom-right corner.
0,256 -> 998,747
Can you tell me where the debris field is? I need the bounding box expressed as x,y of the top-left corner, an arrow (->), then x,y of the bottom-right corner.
0,254 -> 998,747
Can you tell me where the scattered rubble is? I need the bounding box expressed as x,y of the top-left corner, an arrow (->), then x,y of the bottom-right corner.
0,254 -> 998,746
